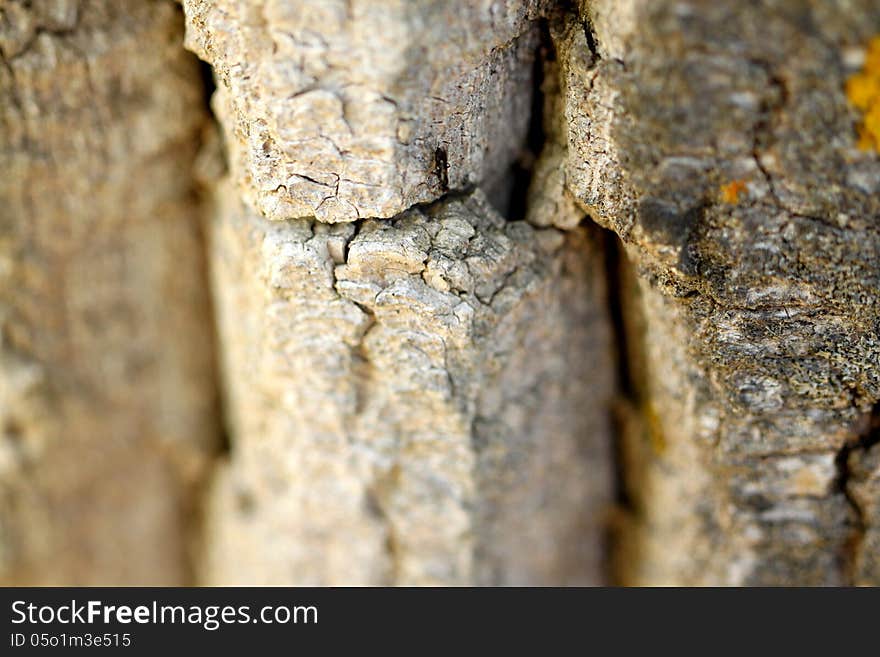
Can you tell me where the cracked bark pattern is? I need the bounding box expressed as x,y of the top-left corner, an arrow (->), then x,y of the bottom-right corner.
549,0 -> 880,584
201,180 -> 612,585
181,0 -> 549,223
4,0 -> 879,587
0,0 -> 217,584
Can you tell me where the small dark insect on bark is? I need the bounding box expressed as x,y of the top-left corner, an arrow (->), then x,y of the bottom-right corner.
434,147 -> 449,191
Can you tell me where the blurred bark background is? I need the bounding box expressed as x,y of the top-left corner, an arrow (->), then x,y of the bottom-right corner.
1,0 -> 878,586
0,0 -> 217,585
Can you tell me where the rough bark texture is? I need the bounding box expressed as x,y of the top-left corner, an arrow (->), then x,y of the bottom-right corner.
184,0 -> 617,586
549,0 -> 880,584
4,0 -> 880,587
181,0 -> 546,222
0,0 -> 217,584
201,178 -> 613,585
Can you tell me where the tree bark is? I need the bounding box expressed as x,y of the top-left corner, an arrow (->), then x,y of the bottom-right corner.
199,173 -> 612,586
3,0 -> 880,587
0,0 -> 217,584
181,0 -> 544,222
183,0 -> 615,585
552,0 -> 880,585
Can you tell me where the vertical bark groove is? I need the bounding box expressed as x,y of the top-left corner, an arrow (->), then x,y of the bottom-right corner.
4,0 -> 879,587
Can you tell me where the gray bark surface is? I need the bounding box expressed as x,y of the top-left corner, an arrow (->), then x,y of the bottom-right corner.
553,0 -> 880,584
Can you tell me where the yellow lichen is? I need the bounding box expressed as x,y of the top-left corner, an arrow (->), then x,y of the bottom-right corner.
846,35 -> 880,152
720,180 -> 748,204
644,401 -> 666,456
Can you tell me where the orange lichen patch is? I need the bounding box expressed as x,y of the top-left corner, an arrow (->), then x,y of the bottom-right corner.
720,180 -> 748,204
846,35 -> 880,152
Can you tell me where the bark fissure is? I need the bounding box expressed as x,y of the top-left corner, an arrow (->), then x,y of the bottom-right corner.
507,19 -> 551,222
7,0 -> 877,587
836,403 -> 880,583
599,228 -> 638,584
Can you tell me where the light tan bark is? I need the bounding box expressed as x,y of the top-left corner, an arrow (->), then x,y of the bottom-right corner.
0,0 -> 217,584
182,0 -> 548,222
184,0 -> 616,586
200,177 -> 613,585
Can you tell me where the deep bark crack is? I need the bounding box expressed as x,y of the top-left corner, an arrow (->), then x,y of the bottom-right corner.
834,402 -> 880,584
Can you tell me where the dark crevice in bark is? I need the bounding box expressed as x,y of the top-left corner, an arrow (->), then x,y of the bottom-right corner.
506,19 -> 552,222
433,147 -> 450,192
603,231 -> 635,402
581,13 -> 601,67
187,51 -> 229,584
595,222 -> 639,584
198,58 -> 217,111
835,402 -> 880,583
